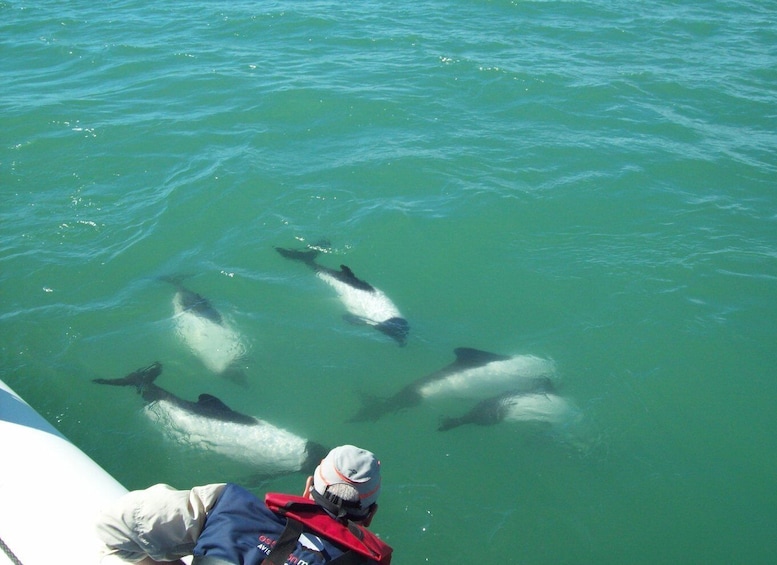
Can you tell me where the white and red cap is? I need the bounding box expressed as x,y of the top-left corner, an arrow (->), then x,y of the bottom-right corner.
313,445 -> 381,512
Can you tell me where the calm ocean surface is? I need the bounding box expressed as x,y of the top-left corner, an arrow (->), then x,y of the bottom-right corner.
2,0 -> 776,562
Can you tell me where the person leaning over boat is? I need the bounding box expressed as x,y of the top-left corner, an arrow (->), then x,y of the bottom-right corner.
96,445 -> 391,565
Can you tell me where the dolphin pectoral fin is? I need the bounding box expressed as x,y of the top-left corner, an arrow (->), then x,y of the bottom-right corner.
93,362 -> 163,388
343,315 -> 410,346
452,347 -> 511,368
376,317 -> 409,346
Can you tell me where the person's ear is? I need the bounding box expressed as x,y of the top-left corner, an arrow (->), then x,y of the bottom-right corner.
302,476 -> 314,498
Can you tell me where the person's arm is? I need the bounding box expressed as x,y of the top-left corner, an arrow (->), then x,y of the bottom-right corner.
96,483 -> 227,563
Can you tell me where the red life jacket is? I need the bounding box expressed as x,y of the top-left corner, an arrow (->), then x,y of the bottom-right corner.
265,493 -> 392,565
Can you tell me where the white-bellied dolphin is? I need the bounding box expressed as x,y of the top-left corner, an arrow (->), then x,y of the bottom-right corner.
274,246 -> 409,346
349,347 -> 557,422
438,383 -> 577,431
161,276 -> 248,382
93,362 -> 327,476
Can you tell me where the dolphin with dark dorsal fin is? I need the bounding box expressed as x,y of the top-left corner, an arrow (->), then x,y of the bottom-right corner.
93,363 -> 327,475
348,347 -> 557,422
275,245 -> 409,346
159,276 -> 248,382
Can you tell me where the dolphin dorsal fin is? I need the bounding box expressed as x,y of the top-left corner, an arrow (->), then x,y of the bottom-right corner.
452,347 -> 511,368
196,394 -> 233,414
340,265 -> 356,279
338,265 -> 374,291
195,394 -> 256,425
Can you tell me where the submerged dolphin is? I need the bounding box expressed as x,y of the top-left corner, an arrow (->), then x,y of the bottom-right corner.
93,362 -> 327,475
349,347 -> 557,422
438,382 -> 576,431
161,276 -> 248,381
274,246 -> 409,346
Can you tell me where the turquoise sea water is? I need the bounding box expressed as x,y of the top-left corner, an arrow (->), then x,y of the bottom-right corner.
2,0 -> 776,562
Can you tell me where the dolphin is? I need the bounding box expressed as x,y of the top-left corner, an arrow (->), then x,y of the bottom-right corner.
93,362 -> 327,475
160,276 -> 248,381
274,246 -> 409,346
438,383 -> 576,431
349,347 -> 557,422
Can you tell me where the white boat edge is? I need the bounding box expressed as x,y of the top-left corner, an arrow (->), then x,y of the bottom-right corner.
0,378 -> 191,565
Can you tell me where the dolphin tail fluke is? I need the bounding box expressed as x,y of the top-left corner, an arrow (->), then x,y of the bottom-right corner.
93,362 -> 163,389
274,246 -> 320,267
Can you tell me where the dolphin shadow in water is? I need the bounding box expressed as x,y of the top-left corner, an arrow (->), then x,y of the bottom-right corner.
348,347 -> 557,423
274,246 -> 409,346
160,275 -> 248,384
93,362 -> 327,476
